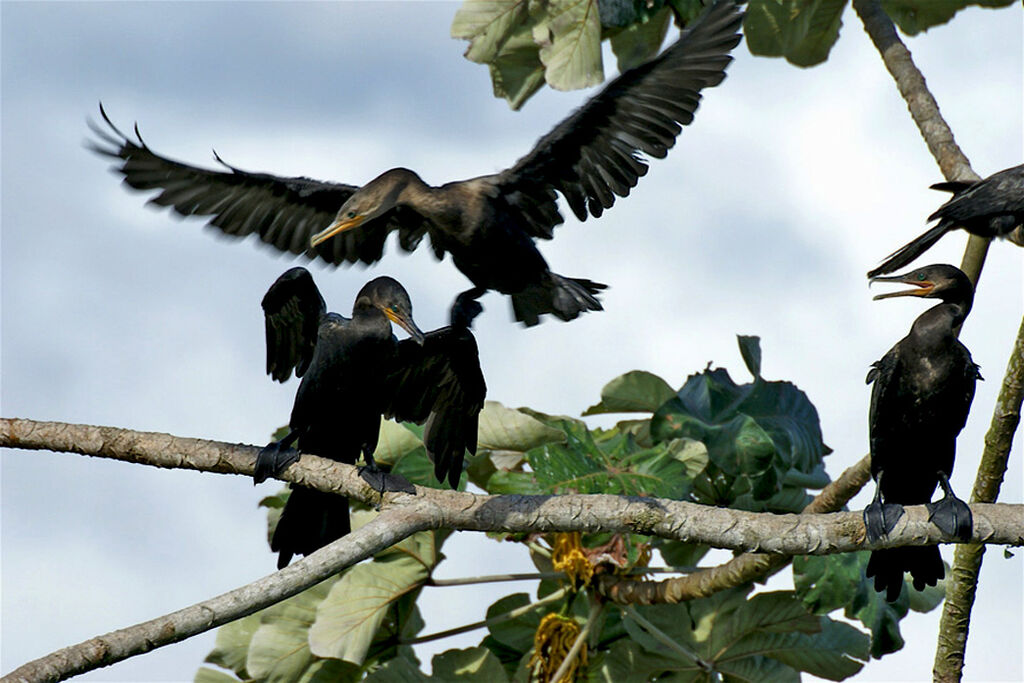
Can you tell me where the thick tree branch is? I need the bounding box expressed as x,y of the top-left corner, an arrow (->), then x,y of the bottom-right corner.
851,0 -> 989,285
934,313 -> 1024,683
2,418 -> 1021,554
596,453 -> 873,604
4,417 -> 1022,683
1,508 -> 427,683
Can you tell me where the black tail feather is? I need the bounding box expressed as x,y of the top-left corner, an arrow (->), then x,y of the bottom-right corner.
271,485 -> 350,569
867,223 -> 953,278
511,273 -> 607,326
866,546 -> 944,602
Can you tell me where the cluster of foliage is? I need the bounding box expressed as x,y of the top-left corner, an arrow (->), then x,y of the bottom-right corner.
196,337 -> 943,683
451,0 -> 1016,108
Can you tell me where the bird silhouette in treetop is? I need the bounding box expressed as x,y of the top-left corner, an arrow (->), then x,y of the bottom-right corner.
863,264 -> 980,602
256,268 -> 485,568
89,0 -> 744,326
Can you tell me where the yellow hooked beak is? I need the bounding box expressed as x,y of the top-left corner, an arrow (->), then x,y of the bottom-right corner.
384,308 -> 426,345
310,214 -> 366,248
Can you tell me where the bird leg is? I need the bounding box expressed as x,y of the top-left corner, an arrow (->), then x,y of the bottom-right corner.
254,431 -> 300,484
926,472 -> 973,541
357,450 -> 416,497
863,472 -> 904,542
450,287 -> 486,329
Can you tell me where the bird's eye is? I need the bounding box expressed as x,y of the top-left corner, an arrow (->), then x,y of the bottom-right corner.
917,273 -> 926,281
348,211 -> 357,218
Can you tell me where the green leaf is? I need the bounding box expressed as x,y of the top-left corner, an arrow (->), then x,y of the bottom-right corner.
451,0 -> 531,63
881,0 -> 1017,36
309,554 -> 429,663
537,0 -> 604,91
489,20 -> 547,110
373,419 -> 424,467
745,0 -> 848,67
737,335 -> 763,379
608,7 -> 672,72
194,668 -> 241,683
245,577 -> 339,682
431,647 -> 510,681
583,370 -> 677,415
204,613 -> 261,677
621,587 -> 869,681
364,654 -> 426,682
486,593 -> 546,653
477,401 -> 567,452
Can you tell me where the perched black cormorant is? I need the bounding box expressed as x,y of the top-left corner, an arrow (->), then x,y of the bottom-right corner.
89,0 -> 743,326
257,269 -> 485,568
863,264 -> 980,601
868,164 -> 1024,277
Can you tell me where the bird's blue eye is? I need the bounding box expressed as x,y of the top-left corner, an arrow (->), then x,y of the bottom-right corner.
918,273 -> 926,281
348,211 -> 356,218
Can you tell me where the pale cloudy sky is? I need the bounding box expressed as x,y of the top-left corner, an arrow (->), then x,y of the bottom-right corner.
2,2 -> 1021,681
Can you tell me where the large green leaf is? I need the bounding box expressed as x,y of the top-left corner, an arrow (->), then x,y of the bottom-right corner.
538,0 -> 604,91
194,668 -> 241,683
244,577 -> 352,683
309,554 -> 429,663
793,552 -> 947,658
451,0 -> 530,63
204,613 -> 261,677
745,0 -> 848,67
486,22 -> 547,110
373,420 -> 425,467
622,587 -> 869,680
477,401 -> 567,452
485,593 -> 546,653
583,370 -> 677,415
881,0 -> 1017,35
651,337 -> 830,510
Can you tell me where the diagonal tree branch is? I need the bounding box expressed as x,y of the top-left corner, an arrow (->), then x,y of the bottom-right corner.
1,508 -> 427,683
851,0 -> 989,285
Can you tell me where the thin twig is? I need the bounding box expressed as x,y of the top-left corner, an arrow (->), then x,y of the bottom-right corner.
426,572 -> 564,586
401,585 -> 570,645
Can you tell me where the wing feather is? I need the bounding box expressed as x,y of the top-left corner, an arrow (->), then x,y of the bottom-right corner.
261,267 -> 328,382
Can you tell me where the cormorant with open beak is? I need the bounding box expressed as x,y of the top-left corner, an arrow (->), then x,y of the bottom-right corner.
256,269 -> 485,568
864,264 -> 980,601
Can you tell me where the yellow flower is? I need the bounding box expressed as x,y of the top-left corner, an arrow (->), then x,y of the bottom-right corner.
529,613 -> 587,682
551,532 -> 593,589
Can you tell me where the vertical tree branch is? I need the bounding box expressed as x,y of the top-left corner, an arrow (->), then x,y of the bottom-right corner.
933,314 -> 1024,683
851,0 -> 990,285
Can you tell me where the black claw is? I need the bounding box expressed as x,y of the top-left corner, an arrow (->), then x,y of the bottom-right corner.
927,472 -> 973,541
358,464 -> 416,496
864,501 -> 905,542
254,441 -> 301,484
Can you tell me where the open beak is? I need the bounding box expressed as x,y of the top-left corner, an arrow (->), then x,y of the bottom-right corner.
869,272 -> 935,300
385,309 -> 426,345
310,214 -> 365,248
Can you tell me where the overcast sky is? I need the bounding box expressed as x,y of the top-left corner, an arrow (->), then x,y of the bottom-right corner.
2,2 -> 1021,681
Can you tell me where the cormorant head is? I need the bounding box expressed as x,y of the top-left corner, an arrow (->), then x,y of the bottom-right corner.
355,276 -> 425,344
310,169 -> 417,248
870,264 -> 974,310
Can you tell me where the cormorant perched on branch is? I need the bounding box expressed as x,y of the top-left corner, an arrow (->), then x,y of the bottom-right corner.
89,0 -> 744,325
257,269 -> 485,568
864,264 -> 980,601
868,164 -> 1024,277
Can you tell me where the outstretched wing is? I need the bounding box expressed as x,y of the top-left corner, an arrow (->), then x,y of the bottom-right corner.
494,0 -> 743,238
382,327 -> 486,488
89,106 -> 431,265
261,267 -> 328,382
929,164 -> 1024,225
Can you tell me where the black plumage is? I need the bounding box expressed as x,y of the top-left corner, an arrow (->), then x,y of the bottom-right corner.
257,268 -> 485,568
868,164 -> 1024,277
89,0 -> 744,325
863,264 -> 980,601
